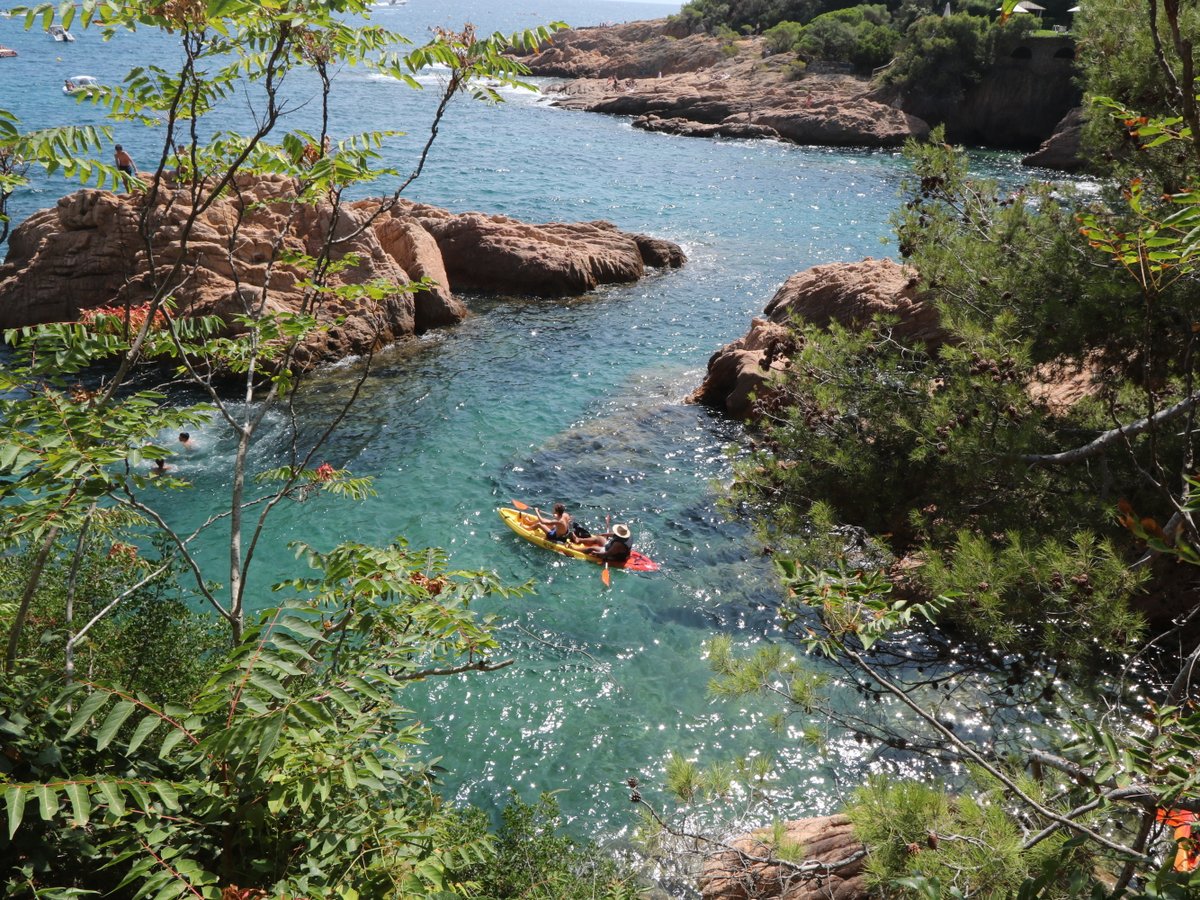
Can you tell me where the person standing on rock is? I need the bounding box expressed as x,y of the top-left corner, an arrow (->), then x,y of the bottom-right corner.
114,144 -> 137,192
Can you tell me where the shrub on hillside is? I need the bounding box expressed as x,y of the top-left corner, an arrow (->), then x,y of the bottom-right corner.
764,19 -> 805,52
880,12 -> 1032,95
798,5 -> 900,71
672,0 -> 884,34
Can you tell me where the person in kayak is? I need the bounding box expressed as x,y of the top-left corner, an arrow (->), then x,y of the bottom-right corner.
527,503 -> 573,542
577,523 -> 633,563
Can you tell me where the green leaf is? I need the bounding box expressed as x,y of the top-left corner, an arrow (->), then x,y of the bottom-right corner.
158,727 -> 187,759
95,700 -> 136,751
35,784 -> 58,821
96,780 -> 126,818
1101,729 -> 1119,763
67,689 -> 112,738
152,781 -> 180,811
65,782 -> 90,826
246,669 -> 289,701
4,786 -> 27,839
254,715 -> 283,773
126,715 -> 161,756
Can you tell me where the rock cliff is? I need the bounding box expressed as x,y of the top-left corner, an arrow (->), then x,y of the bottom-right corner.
887,35 -> 1081,151
0,178 -> 684,369
520,20 -> 1081,164
1022,107 -> 1085,171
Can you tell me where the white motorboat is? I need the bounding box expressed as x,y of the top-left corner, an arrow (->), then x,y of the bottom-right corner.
47,24 -> 75,42
63,75 -> 99,95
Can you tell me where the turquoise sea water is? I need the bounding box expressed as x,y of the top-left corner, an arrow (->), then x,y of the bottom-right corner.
0,0 -> 1056,840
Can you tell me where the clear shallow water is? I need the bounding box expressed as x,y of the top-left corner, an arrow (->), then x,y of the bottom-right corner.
0,0 -> 1059,840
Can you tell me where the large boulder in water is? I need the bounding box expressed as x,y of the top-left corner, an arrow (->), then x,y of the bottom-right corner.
763,258 -> 937,342
691,258 -> 937,418
396,200 -> 685,296
1022,107 -> 1085,172
0,178 -> 685,368
698,814 -> 868,900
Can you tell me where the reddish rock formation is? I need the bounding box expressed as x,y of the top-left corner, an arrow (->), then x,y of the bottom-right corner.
763,259 -> 937,343
516,19 -> 718,78
520,22 -> 929,149
754,100 -> 929,148
699,815 -> 868,900
0,178 -> 684,368
392,200 -> 684,296
691,258 -> 934,418
690,318 -> 796,420
522,21 -> 1082,165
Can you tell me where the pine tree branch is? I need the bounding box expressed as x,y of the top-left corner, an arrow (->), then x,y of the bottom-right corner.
1021,389 -> 1200,466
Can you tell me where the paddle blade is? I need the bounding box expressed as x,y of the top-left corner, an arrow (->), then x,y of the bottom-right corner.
602,564 -> 611,587
512,499 -> 530,510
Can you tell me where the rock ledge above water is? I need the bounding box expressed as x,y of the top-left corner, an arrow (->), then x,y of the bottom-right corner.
0,177 -> 684,369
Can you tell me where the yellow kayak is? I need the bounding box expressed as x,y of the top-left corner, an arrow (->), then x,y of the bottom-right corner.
497,507 -> 659,572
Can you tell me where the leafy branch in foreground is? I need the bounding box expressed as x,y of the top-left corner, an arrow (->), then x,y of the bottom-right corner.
1,539 -> 532,898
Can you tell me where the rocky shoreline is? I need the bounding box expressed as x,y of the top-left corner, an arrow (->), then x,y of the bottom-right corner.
520,21 -> 929,149
517,19 -> 1083,167
0,176 -> 684,370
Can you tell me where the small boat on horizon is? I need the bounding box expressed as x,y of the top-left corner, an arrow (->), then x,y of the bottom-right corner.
48,24 -> 75,42
0,45 -> 17,58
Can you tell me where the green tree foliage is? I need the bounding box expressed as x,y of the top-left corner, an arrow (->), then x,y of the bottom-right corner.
1,540 -> 531,898
794,5 -> 900,71
764,19 -> 806,52
0,1 -> 594,897
880,13 -> 1034,96
848,775 -> 1085,897
0,537 -> 221,703
727,127 -> 1200,663
657,1 -> 1200,896
0,0 -> 560,657
672,0 -> 875,34
1072,0 -> 1200,187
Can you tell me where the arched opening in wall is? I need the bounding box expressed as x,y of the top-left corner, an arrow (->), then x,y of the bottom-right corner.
1010,46 -> 1032,59
1053,46 -> 1075,59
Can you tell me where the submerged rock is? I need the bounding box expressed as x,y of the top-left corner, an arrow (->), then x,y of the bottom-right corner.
0,178 -> 684,369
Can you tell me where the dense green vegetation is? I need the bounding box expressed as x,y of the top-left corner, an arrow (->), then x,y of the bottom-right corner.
678,0 -> 1041,85
787,5 -> 900,73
